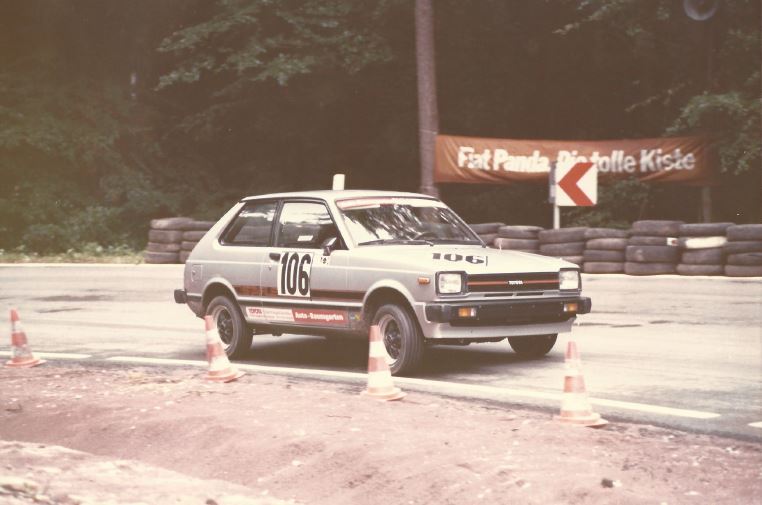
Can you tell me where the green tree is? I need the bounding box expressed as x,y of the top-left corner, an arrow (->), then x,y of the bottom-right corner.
557,0 -> 760,222
156,0 -> 398,134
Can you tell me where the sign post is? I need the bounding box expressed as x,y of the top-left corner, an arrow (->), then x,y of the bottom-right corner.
548,162 -> 560,229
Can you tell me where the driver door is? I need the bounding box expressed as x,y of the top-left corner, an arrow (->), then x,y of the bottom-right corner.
259,200 -> 348,326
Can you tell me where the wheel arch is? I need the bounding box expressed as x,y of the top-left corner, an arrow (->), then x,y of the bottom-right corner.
362,283 -> 417,327
201,280 -> 238,315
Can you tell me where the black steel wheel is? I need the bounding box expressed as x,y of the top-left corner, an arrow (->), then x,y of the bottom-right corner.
205,295 -> 252,358
372,303 -> 425,376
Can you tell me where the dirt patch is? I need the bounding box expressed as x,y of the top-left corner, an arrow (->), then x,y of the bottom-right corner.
0,441 -> 290,505
1,363 -> 761,504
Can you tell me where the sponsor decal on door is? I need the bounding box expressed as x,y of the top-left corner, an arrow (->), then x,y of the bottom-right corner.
293,309 -> 348,326
245,306 -> 348,327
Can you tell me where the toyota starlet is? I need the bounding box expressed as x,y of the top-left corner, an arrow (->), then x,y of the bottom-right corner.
174,190 -> 591,375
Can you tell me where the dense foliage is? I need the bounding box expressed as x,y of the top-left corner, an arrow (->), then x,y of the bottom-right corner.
0,0 -> 758,252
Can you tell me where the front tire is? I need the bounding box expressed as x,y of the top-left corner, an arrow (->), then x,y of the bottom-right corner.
508,334 -> 557,357
206,296 -> 252,359
372,303 -> 425,376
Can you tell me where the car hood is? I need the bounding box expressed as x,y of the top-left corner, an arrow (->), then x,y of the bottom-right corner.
347,244 -> 575,274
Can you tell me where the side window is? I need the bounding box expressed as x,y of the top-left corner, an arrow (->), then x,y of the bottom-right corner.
275,202 -> 338,249
221,201 -> 277,246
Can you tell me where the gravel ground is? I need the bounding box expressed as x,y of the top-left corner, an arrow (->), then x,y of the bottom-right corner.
1,363 -> 761,504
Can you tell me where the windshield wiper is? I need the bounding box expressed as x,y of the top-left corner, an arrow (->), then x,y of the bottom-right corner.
429,239 -> 483,245
358,238 -> 434,246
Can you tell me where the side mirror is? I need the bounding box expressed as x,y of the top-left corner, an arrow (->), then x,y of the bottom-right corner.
322,236 -> 338,257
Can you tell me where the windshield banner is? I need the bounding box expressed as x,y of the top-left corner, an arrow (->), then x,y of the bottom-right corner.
435,134 -> 714,186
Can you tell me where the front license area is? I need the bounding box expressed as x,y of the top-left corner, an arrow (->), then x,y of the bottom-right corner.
277,251 -> 313,297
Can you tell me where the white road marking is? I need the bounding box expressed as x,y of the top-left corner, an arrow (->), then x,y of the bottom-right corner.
106,356 -> 208,368
104,356 -> 721,420
0,263 -> 183,268
0,351 -> 92,359
748,422 -> 762,429
589,398 -> 720,419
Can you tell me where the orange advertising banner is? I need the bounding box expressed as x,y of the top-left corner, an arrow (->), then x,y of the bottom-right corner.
435,134 -> 714,186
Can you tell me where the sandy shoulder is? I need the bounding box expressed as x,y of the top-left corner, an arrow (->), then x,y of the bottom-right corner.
1,363 -> 760,504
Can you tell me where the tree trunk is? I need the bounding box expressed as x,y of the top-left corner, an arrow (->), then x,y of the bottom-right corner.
415,0 -> 439,197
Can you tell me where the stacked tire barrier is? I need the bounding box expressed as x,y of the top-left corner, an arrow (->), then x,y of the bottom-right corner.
468,219 -> 761,277
180,221 -> 215,263
493,225 -> 543,253
537,227 -> 587,266
625,220 -> 683,275
675,223 -> 733,276
582,228 -> 628,274
724,224 -> 762,277
144,218 -> 213,264
469,222 -> 504,247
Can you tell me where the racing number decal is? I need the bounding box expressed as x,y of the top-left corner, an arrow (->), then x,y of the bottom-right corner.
432,252 -> 487,265
278,252 -> 313,297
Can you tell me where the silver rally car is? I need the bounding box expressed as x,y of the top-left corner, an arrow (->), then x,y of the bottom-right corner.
175,190 -> 591,375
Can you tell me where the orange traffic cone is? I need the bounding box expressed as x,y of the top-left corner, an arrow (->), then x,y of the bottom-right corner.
5,308 -> 45,368
361,325 -> 405,401
554,340 -> 607,427
203,316 -> 244,382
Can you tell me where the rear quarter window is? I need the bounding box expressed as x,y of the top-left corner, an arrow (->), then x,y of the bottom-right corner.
221,201 -> 277,246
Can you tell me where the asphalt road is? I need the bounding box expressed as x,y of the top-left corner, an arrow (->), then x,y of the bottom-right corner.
1,264 -> 760,439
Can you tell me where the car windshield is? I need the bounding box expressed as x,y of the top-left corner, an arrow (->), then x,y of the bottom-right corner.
336,197 -> 480,246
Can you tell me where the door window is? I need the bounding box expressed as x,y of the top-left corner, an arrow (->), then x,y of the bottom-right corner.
275,202 -> 338,249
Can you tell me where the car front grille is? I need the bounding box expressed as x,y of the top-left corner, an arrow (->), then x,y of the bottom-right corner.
466,272 -> 559,294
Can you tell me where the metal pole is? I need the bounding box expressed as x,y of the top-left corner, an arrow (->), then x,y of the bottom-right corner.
549,161 -> 560,229
415,0 -> 439,197
554,203 -> 560,230
701,186 -> 712,222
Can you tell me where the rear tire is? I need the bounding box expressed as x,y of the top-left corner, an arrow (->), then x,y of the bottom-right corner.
508,334 -> 557,357
372,303 -> 425,376
206,296 -> 252,359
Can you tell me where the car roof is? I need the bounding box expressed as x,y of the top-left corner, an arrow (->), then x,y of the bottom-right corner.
240,190 -> 439,204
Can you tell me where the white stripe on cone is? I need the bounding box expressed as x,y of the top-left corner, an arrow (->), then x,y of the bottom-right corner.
369,341 -> 386,357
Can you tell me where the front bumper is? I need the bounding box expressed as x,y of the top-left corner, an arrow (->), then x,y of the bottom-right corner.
424,296 -> 591,326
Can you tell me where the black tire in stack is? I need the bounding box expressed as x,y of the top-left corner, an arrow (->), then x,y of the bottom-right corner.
469,222 -> 504,248
537,227 -> 587,266
724,224 -> 762,277
675,223 -> 733,276
493,225 -> 543,253
144,217 -> 193,264
582,228 -> 628,274
625,220 -> 683,275
180,221 -> 215,263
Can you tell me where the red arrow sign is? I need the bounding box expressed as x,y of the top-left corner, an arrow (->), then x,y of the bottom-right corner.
558,162 -> 595,206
